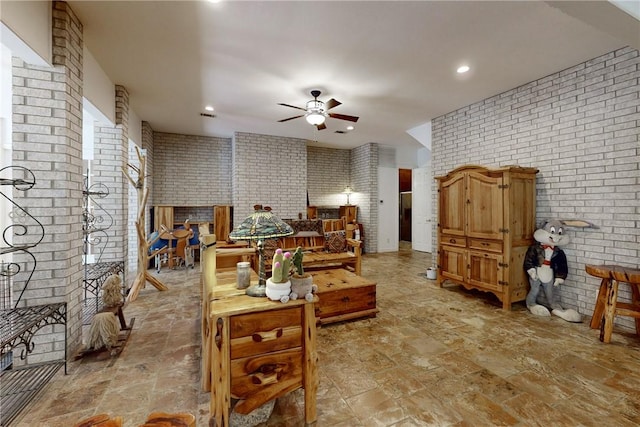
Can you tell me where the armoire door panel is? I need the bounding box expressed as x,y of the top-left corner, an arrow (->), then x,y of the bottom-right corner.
466,172 -> 503,240
438,245 -> 466,283
439,173 -> 466,236
467,251 -> 503,292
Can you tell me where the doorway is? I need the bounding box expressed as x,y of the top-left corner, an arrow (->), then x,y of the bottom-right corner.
399,169 -> 412,242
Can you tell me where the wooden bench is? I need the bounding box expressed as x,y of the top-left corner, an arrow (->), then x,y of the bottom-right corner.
261,218 -> 362,275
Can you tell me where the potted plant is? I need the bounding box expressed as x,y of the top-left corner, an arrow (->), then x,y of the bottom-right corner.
289,247 -> 316,302
265,248 -> 292,302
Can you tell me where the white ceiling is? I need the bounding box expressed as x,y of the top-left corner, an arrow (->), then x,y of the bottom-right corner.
67,1 -> 638,150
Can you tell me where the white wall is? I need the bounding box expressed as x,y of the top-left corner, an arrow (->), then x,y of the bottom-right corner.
0,0 -> 51,66
377,166 -> 399,252
83,46 -> 116,125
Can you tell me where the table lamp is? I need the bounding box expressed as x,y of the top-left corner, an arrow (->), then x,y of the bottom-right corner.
343,185 -> 353,205
229,205 -> 294,297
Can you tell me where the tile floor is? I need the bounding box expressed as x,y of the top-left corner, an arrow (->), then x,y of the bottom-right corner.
13,244 -> 640,426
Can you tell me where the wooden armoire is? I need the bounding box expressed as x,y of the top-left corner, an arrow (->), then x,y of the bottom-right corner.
436,165 -> 538,310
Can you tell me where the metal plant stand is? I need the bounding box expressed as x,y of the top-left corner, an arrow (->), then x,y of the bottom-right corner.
1,166 -> 67,426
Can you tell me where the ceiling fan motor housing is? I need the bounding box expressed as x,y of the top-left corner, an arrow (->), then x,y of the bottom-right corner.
306,99 -> 325,115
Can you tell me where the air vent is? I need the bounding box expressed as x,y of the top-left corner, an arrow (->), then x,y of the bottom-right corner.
200,113 -> 216,118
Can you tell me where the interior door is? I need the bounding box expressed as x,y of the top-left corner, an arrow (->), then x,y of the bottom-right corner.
400,192 -> 412,242
412,166 -> 432,252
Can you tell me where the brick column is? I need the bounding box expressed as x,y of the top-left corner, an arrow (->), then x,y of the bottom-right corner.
11,0 -> 84,359
351,143 -> 379,254
93,85 -> 129,267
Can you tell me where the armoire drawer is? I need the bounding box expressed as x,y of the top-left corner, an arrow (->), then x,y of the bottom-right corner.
439,234 -> 466,248
468,238 -> 502,253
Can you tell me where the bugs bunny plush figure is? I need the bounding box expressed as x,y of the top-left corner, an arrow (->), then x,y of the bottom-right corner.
523,219 -> 595,323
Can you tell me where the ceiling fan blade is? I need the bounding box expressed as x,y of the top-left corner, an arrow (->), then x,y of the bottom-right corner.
316,122 -> 327,130
324,98 -> 341,110
278,103 -> 307,111
328,112 -> 359,122
278,114 -> 305,122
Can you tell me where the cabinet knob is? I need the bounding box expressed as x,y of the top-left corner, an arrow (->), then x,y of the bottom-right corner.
341,296 -> 350,303
449,238 -> 456,244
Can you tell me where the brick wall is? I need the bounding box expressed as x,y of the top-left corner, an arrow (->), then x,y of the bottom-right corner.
152,131 -> 232,206
127,141 -> 139,274
124,123 -> 153,277
432,47 -> 640,329
232,132 -> 307,224
307,146 -> 351,207
351,143 -> 379,254
93,85 -> 129,266
10,1 -> 85,360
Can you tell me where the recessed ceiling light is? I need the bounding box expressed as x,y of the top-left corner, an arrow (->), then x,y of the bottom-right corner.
347,126 -> 354,131
457,65 -> 470,74
205,105 -> 214,111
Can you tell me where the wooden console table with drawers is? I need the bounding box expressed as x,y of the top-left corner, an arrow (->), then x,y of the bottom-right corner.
206,274 -> 318,426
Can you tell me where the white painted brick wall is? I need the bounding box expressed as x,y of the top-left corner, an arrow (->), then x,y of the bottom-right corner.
432,47 -> 639,330
351,143 -> 378,254
152,132 -> 232,206
232,132 -> 307,224
93,85 -> 128,267
9,1 -> 85,362
307,146 -> 351,207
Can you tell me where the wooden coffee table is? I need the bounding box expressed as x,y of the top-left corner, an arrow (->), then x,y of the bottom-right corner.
311,268 -> 378,325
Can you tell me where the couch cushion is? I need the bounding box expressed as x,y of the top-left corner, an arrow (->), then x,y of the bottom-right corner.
324,230 -> 346,253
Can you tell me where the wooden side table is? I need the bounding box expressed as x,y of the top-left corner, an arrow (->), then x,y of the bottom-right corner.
208,294 -> 318,427
587,264 -> 640,343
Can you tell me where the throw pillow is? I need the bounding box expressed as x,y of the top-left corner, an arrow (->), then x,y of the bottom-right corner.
324,230 -> 346,253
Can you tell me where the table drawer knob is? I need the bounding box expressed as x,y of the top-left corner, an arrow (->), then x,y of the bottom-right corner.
252,328 -> 283,343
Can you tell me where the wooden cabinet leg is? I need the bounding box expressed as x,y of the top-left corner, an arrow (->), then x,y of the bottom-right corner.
303,303 -> 318,425
211,316 -> 230,427
600,279 -> 618,343
590,279 -> 608,329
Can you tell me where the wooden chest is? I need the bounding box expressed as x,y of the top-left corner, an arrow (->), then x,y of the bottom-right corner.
311,269 -> 378,325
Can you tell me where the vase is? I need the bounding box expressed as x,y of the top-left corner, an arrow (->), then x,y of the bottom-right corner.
290,274 -> 314,301
265,278 -> 291,302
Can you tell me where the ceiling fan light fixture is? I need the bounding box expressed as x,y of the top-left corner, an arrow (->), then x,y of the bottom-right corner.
306,112 -> 326,125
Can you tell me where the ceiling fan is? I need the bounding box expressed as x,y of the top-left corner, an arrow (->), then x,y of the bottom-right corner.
278,90 -> 359,130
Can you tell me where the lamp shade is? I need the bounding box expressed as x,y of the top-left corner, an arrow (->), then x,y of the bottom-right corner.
229,205 -> 294,297
305,112 -> 326,126
229,205 -> 294,241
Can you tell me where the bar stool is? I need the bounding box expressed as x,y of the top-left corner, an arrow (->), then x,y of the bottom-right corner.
587,264 -> 640,343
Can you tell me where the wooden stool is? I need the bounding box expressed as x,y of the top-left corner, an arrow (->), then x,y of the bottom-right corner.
587,264 -> 640,343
